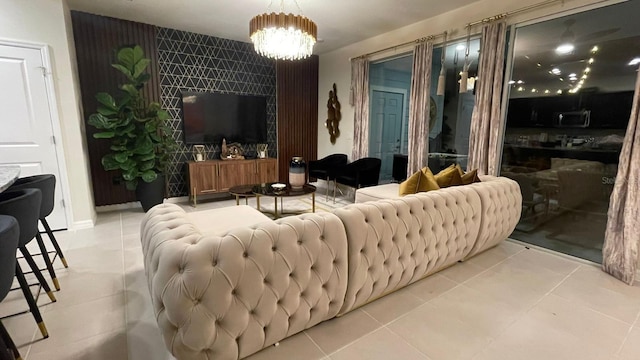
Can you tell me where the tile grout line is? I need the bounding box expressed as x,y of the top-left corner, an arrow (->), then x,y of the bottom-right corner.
385,245 -> 527,329
468,263 -> 583,360
365,245 -> 530,360
119,213 -> 131,360
301,331 -> 329,358
322,310 -> 386,357
614,300 -> 640,356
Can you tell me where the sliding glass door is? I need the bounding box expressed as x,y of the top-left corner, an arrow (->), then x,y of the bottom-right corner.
501,1 -> 640,262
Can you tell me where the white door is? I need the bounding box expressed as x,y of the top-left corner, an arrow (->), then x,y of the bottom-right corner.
369,90 -> 404,182
0,44 -> 68,230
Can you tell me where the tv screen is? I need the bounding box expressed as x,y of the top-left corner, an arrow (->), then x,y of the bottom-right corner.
181,92 -> 267,144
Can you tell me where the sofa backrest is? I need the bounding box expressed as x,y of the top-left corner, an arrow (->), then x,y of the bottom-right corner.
333,185 -> 482,314
141,204 -> 348,360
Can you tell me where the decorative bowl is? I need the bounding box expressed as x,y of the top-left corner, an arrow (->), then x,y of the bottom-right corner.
271,183 -> 286,190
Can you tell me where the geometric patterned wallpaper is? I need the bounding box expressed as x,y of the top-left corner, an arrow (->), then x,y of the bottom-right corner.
157,28 -> 277,197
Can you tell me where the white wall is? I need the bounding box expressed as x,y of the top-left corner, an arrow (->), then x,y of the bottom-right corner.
0,0 -> 96,227
317,0 -> 623,159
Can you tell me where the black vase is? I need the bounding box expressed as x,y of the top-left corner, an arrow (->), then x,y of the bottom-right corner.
135,176 -> 165,212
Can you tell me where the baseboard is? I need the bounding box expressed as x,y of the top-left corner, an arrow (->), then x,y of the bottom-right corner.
70,219 -> 95,230
165,196 -> 189,204
96,201 -> 142,213
95,196 -> 190,212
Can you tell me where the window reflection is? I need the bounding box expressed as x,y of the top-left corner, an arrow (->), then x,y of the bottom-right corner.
368,37 -> 480,182
429,38 -> 480,173
501,1 -> 640,263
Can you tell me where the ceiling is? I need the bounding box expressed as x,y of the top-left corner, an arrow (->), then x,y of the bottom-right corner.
510,0 -> 640,97
67,0 -> 480,54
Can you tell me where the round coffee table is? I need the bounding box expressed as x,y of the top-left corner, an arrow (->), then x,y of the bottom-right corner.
228,184 -> 256,205
252,183 -> 316,219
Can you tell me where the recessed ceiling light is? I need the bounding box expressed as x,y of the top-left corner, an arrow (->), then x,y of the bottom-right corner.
531,88 -> 537,93
544,90 -> 550,94
517,80 -> 524,84
456,44 -> 466,51
557,90 -> 563,94
508,80 -> 516,84
551,68 -> 561,75
584,67 -> 591,73
629,58 -> 640,66
569,73 -> 577,77
517,87 -> 524,92
591,46 -> 599,53
556,43 -> 574,55
588,58 -> 594,64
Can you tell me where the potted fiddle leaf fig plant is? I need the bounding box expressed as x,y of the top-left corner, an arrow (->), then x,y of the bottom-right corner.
88,45 -> 176,211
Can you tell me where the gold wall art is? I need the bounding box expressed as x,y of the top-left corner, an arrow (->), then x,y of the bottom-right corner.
325,83 -> 341,144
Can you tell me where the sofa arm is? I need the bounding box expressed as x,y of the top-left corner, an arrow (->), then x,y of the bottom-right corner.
465,176 -> 522,258
141,204 -> 348,360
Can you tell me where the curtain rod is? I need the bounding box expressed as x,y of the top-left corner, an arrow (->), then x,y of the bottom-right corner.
350,31 -> 446,61
466,0 -> 566,27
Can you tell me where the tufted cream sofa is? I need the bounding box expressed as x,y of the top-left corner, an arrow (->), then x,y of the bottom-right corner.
140,175 -> 521,360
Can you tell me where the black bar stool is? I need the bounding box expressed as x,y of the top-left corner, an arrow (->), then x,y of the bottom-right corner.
0,189 -> 54,338
0,215 -> 23,360
9,174 -> 67,290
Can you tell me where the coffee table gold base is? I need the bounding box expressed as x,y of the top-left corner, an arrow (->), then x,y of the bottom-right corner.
254,184 -> 316,219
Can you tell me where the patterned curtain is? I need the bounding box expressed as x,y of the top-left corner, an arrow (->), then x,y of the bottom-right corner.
407,40 -> 434,176
350,57 -> 370,160
602,65 -> 640,285
467,21 -> 507,175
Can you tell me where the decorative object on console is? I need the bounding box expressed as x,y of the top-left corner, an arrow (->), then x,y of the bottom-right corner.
325,83 -> 342,144
249,0 -> 317,60
289,157 -> 307,188
88,45 -> 177,211
192,145 -> 206,162
220,139 -> 245,160
257,143 -> 269,158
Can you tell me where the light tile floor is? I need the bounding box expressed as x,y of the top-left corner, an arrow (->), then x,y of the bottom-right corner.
3,199 -> 640,360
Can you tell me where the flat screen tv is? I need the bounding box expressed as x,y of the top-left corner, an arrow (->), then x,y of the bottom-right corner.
181,92 -> 268,144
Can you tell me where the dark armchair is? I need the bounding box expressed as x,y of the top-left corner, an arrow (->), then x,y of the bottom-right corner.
309,154 -> 348,180
309,154 -> 349,200
329,157 -> 381,202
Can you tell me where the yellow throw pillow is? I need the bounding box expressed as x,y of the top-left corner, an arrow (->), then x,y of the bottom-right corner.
399,170 -> 422,195
461,169 -> 480,185
454,164 -> 481,185
417,167 -> 440,192
435,164 -> 463,187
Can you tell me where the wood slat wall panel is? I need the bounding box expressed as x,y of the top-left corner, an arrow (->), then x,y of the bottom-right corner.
71,12 -> 160,206
276,56 -> 319,183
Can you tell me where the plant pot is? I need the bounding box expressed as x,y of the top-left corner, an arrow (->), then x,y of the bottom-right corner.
136,176 -> 165,212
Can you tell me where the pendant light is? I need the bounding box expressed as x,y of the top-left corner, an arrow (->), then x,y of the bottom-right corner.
436,31 -> 447,96
250,0 -> 318,60
460,26 -> 471,93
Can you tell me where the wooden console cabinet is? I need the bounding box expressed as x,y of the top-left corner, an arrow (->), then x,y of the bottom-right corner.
188,158 -> 278,205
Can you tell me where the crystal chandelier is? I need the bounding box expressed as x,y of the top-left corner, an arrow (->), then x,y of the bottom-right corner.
249,1 -> 317,60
